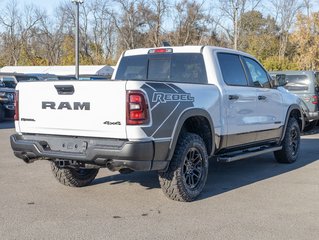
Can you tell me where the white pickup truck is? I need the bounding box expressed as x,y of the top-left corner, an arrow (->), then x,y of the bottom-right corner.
11,46 -> 304,201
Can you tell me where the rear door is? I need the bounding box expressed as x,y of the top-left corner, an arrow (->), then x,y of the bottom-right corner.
17,81 -> 127,139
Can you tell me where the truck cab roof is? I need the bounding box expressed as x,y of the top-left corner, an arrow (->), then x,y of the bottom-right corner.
123,45 -> 255,59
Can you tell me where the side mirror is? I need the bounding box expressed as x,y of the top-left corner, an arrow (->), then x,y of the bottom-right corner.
276,74 -> 288,86
271,74 -> 288,88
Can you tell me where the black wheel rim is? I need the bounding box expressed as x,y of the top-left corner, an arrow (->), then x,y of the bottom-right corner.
290,126 -> 299,156
182,147 -> 204,190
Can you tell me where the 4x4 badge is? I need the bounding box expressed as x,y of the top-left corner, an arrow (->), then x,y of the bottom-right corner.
103,121 -> 121,125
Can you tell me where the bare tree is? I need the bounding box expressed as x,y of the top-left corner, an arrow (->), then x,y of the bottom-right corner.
0,0 -> 44,65
140,0 -> 169,47
37,8 -> 67,65
218,0 -> 262,49
170,0 -> 208,46
111,0 -> 146,51
89,0 -> 116,63
0,0 -> 22,65
19,4 -> 46,65
303,0 -> 312,17
271,0 -> 303,59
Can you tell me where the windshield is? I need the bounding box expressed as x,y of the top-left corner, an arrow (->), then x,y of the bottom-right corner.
115,53 -> 208,84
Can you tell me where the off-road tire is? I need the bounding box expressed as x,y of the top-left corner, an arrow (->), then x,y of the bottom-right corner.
159,132 -> 208,202
274,117 -> 300,163
51,162 -> 99,187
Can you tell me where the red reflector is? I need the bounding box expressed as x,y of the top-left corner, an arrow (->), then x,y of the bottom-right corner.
14,91 -> 19,121
130,95 -> 142,103
130,112 -> 144,119
312,95 -> 318,104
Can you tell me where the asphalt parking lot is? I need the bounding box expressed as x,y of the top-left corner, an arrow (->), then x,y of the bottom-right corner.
0,121 -> 318,240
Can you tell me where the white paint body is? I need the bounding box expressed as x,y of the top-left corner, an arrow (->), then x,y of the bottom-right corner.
15,46 -> 301,150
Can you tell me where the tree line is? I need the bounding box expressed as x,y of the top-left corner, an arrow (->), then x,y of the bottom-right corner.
0,0 -> 318,71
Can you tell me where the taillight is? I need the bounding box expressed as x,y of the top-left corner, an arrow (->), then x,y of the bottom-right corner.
312,95 -> 318,104
14,90 -> 19,121
127,91 -> 149,125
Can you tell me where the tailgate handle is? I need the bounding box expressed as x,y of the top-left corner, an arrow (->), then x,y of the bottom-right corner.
55,85 -> 75,95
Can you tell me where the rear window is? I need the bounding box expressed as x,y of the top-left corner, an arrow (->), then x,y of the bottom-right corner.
284,75 -> 309,91
115,53 -> 208,84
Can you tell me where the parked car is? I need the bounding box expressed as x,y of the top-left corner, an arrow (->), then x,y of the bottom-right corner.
0,82 -> 15,122
270,71 -> 319,131
44,75 -> 77,81
0,72 -> 49,89
79,75 -> 112,80
44,75 -> 110,81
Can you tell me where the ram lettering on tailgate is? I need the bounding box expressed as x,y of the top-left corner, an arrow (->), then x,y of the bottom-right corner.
42,101 -> 90,110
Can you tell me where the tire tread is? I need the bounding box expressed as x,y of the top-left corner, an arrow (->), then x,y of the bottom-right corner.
159,133 -> 208,202
51,162 -> 99,187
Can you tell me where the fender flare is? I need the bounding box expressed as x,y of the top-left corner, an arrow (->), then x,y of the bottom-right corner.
167,108 -> 215,161
281,104 -> 304,142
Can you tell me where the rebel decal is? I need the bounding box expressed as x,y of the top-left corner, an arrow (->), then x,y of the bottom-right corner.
152,92 -> 194,103
141,82 -> 194,138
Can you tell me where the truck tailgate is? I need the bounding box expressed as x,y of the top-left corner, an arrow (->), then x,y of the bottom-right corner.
16,81 -> 127,139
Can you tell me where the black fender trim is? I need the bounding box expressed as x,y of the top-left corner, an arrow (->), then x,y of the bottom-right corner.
167,108 -> 215,161
281,104 -> 304,142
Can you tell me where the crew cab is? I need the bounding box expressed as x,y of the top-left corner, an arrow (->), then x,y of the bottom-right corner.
11,46 -> 304,201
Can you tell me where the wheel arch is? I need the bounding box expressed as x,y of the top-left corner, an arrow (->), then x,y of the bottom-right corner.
281,104 -> 304,142
167,109 -> 215,161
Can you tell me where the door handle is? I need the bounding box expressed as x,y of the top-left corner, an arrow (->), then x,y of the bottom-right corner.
258,95 -> 267,100
228,95 -> 239,100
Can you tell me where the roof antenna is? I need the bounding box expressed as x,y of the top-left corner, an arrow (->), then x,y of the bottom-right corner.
162,41 -> 171,47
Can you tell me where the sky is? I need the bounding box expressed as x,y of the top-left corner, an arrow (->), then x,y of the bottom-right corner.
1,0 -> 318,15
0,0 -> 61,14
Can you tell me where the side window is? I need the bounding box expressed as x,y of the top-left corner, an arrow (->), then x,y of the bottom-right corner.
217,53 -> 248,86
115,55 -> 148,80
243,57 -> 270,88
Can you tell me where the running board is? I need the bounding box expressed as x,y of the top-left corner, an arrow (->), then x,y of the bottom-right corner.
217,146 -> 282,163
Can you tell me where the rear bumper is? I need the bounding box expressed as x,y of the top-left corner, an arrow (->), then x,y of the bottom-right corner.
305,111 -> 319,121
10,134 -> 170,171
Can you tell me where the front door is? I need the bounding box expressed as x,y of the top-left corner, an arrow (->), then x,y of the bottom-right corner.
242,57 -> 284,142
